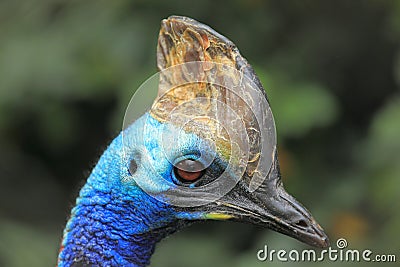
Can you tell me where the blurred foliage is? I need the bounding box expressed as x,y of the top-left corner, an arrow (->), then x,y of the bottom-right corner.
257,69 -> 339,137
0,0 -> 399,266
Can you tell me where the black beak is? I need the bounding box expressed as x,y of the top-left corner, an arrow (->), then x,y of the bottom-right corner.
201,151 -> 330,248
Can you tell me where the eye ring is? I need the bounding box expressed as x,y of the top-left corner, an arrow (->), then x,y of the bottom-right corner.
173,159 -> 205,183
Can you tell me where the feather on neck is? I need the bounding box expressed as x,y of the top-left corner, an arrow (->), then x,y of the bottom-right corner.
57,120 -> 181,267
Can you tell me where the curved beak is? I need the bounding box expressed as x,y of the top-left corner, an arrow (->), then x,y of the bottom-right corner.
203,152 -> 329,248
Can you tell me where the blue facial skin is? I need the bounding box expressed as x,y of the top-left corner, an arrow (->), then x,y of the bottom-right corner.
57,113 -> 222,267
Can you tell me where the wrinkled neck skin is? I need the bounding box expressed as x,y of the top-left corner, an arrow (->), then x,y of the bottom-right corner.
57,114 -> 185,267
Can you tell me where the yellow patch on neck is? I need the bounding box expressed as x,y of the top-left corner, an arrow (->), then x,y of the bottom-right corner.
205,213 -> 234,220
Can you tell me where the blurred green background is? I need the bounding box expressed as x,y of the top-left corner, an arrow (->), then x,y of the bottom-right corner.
0,0 -> 399,266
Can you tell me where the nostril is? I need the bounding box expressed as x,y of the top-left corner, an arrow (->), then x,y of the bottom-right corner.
295,219 -> 308,228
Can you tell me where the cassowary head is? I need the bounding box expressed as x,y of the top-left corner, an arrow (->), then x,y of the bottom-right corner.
58,16 -> 329,267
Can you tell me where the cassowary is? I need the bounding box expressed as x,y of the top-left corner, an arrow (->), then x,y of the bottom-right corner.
57,16 -> 329,267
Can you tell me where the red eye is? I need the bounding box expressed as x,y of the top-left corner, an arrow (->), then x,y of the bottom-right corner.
174,159 -> 205,183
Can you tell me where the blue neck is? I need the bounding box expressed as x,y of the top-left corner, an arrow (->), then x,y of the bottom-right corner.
57,132 -> 179,267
